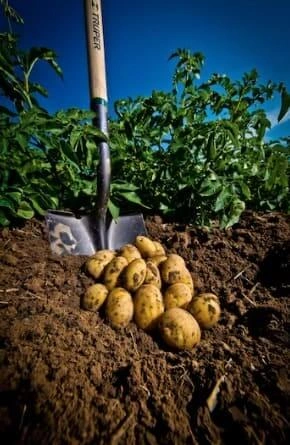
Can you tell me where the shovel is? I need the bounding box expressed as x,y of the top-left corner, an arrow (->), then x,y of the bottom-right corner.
45,0 -> 146,255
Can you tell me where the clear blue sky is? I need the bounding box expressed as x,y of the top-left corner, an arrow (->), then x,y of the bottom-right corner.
1,0 -> 290,139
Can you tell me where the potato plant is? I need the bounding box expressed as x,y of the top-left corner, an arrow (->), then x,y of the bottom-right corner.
81,236 -> 222,351
1,2 -> 289,229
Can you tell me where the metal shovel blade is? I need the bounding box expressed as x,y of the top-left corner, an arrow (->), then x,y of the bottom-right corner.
45,211 -> 147,256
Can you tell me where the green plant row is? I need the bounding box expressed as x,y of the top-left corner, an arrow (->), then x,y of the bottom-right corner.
109,49 -> 289,227
0,2 -> 289,228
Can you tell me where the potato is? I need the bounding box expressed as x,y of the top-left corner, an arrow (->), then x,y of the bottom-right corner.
105,287 -> 134,328
122,258 -> 147,292
163,283 -> 192,310
187,293 -> 221,329
160,255 -> 185,285
178,268 -> 194,295
103,256 -> 128,291
150,255 -> 167,267
86,249 -> 116,279
134,284 -> 164,331
81,283 -> 109,311
90,249 -> 116,262
135,236 -> 156,258
167,253 -> 186,267
153,241 -> 166,256
118,244 -> 141,263
144,261 -> 162,289
158,308 -> 201,350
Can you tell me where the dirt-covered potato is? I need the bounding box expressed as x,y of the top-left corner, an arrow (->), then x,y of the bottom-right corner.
144,261 -> 162,289
135,236 -> 156,258
160,255 -> 186,285
118,244 -> 142,263
122,258 -> 147,292
187,293 -> 221,329
90,249 -> 116,262
153,241 -> 166,256
150,255 -> 167,267
158,307 -> 201,350
163,283 -> 192,310
105,287 -> 134,328
103,256 -> 128,291
134,284 -> 164,331
86,249 -> 116,279
81,283 -> 109,311
178,268 -> 194,295
167,253 -> 186,267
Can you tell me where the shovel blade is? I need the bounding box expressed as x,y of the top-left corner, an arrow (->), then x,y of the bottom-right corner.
107,213 -> 147,250
45,211 -> 147,256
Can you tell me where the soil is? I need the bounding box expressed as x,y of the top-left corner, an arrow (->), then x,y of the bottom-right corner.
0,211 -> 289,445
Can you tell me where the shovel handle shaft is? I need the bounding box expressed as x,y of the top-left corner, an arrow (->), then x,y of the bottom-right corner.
93,103 -> 111,249
85,0 -> 111,249
84,0 -> 107,102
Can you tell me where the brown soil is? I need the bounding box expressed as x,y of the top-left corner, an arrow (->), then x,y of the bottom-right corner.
0,211 -> 289,445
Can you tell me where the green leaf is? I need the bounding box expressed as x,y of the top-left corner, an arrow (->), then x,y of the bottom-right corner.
7,191 -> 22,204
70,129 -> 82,148
214,187 -> 232,212
108,199 -> 120,220
111,182 -> 139,192
199,175 -> 222,197
239,182 -> 251,200
221,198 -> 245,228
0,197 -> 16,210
27,194 -> 48,215
16,201 -> 34,219
118,191 -> 150,208
0,209 -> 10,226
59,141 -> 80,169
30,82 -> 48,97
27,47 -> 63,79
85,140 -> 96,167
278,88 -> 290,122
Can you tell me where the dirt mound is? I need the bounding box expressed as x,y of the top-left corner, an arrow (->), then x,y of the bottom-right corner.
0,211 -> 289,444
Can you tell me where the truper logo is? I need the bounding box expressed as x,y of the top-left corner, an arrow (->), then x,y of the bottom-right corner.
91,1 -> 101,50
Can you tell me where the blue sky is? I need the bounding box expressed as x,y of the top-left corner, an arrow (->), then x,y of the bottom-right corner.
1,0 -> 290,139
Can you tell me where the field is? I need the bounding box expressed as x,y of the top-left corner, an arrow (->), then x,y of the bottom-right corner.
0,211 -> 289,444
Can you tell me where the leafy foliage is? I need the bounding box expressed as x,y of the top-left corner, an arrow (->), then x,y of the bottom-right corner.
0,4 -> 141,225
0,6 -> 289,228
109,49 -> 290,227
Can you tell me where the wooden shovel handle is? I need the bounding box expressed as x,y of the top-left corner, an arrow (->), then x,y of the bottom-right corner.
84,0 -> 107,103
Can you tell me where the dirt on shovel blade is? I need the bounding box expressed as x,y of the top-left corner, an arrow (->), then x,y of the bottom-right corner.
0,210 -> 289,444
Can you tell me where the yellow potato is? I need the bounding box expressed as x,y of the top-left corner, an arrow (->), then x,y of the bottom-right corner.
187,293 -> 221,329
158,308 -> 201,350
135,236 -> 156,258
179,268 -> 194,295
86,250 -> 116,279
118,244 -> 141,263
81,283 -> 109,311
144,261 -> 162,289
149,255 -> 167,267
163,283 -> 192,310
122,258 -> 147,292
105,287 -> 134,328
103,256 -> 128,291
134,284 -> 164,331
160,255 -> 185,285
152,241 -> 166,256
90,249 -> 116,262
167,253 -> 186,267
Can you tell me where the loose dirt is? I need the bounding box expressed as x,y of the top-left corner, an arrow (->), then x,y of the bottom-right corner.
0,211 -> 289,444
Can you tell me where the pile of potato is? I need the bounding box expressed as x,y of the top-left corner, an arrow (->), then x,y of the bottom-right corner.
81,236 -> 221,350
